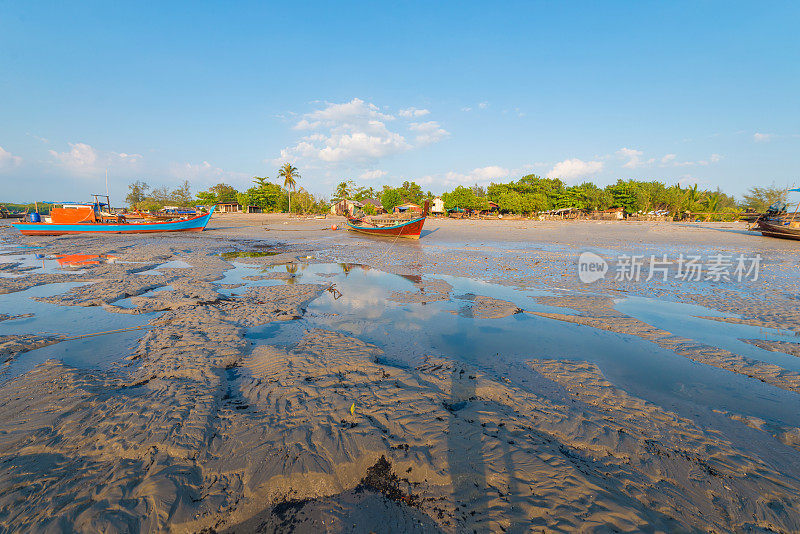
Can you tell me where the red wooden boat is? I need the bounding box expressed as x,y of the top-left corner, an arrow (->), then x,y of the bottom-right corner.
346,215 -> 426,239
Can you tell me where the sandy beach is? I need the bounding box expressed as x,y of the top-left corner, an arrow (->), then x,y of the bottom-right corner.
2,214 -> 800,532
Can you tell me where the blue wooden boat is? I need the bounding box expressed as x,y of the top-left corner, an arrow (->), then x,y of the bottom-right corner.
13,206 -> 215,235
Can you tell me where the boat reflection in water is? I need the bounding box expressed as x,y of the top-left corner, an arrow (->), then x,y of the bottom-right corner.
56,254 -> 118,266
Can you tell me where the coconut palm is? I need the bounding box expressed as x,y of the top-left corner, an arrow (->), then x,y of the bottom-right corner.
705,192 -> 720,212
684,183 -> 705,211
278,163 -> 300,215
335,180 -> 352,201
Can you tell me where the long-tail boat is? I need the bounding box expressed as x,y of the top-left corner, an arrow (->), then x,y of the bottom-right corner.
753,218 -> 800,241
13,205 -> 215,235
346,214 -> 426,239
750,190 -> 800,241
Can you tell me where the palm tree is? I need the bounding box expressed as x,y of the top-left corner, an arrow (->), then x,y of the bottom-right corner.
335,181 -> 351,201
705,192 -> 720,212
278,163 -> 300,215
684,183 -> 704,212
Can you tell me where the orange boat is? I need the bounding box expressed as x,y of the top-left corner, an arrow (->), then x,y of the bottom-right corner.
56,254 -> 118,266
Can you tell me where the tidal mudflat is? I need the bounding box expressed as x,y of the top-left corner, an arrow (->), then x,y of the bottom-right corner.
1,215 -> 800,532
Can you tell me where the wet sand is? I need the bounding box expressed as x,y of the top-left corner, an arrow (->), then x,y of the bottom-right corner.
1,214 -> 800,532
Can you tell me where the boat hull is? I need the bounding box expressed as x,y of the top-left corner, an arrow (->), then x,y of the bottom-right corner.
12,207 -> 215,236
346,216 -> 426,239
756,220 -> 800,241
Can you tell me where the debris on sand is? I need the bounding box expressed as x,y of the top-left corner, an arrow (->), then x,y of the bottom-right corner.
357,455 -> 420,507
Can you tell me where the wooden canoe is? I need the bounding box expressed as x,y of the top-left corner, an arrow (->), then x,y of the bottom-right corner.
754,219 -> 800,241
12,207 -> 215,236
346,216 -> 426,239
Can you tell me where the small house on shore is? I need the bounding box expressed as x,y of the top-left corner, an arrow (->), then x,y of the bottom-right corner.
590,207 -> 624,220
431,197 -> 445,214
216,202 -> 240,213
330,199 -> 363,216
394,202 -> 423,214
539,207 -> 581,220
361,198 -> 385,214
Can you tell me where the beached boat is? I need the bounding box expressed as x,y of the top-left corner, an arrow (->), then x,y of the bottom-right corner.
12,205 -> 215,235
750,192 -> 800,241
753,218 -> 800,241
346,215 -> 426,239
0,206 -> 27,220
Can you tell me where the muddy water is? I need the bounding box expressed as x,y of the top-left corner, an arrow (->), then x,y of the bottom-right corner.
0,281 -> 158,380
227,262 -> 800,440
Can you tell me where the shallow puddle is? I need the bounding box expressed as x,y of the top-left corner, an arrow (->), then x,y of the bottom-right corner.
1,328 -> 148,381
226,262 -> 800,439
615,296 -> 800,372
0,281 -> 158,381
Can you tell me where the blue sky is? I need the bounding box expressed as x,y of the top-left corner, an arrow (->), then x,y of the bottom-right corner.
1,1 -> 798,202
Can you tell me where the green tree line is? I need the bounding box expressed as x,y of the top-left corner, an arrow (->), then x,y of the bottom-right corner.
124,168 -> 793,218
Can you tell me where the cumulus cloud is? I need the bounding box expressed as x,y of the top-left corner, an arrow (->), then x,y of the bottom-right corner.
661,154 -> 677,164
754,132 -> 772,142
547,158 -> 604,180
0,146 -> 22,170
409,121 -> 450,145
275,98 -> 448,167
49,142 -> 142,175
617,147 -> 654,169
359,169 -> 387,180
398,107 -> 430,118
49,142 -> 98,172
303,98 -> 395,126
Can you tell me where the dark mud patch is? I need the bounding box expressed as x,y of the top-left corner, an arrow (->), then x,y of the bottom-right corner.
218,457 -> 432,534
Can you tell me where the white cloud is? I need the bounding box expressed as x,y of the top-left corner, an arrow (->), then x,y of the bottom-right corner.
26,133 -> 49,143
275,98 -> 448,167
461,106 -> 473,112
49,142 -> 99,172
316,129 -> 409,163
303,97 -> 395,126
478,101 -> 489,109
547,158 -> 604,180
754,132 -> 772,142
398,107 -> 430,118
616,147 -> 654,169
359,169 -> 387,180
409,121 -> 450,145
0,146 -> 22,170
49,142 -> 142,175
116,152 -> 142,163
661,154 -> 677,164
